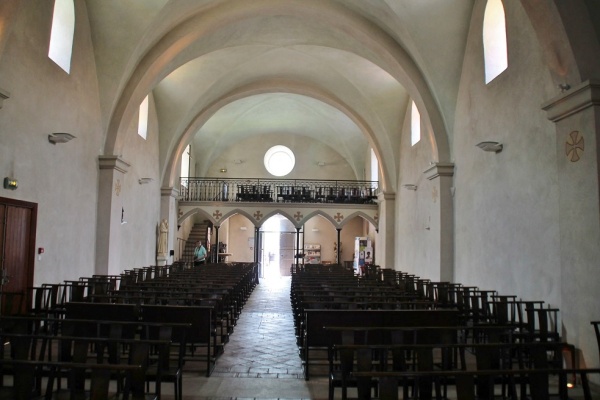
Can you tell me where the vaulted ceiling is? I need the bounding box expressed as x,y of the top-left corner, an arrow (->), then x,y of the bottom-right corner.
87,0 -> 474,185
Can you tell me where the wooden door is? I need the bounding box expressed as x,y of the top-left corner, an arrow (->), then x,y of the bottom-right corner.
0,197 -> 37,314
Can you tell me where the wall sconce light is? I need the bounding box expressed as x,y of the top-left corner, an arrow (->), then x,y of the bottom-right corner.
311,228 -> 320,232
317,161 -> 326,167
3,177 -> 17,190
48,132 -> 75,145
219,168 -> 227,173
402,184 -> 417,191
476,141 -> 503,153
138,178 -> 153,185
240,226 -> 247,231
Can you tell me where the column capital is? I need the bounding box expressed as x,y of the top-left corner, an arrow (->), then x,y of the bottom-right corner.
542,79 -> 600,122
424,162 -> 455,180
161,186 -> 179,198
98,155 -> 131,173
377,191 -> 396,202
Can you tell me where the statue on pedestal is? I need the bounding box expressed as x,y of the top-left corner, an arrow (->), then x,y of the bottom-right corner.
158,219 -> 168,256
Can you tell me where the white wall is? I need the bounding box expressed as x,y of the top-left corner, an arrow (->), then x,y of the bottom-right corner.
0,3 -> 103,284
453,1 -> 560,304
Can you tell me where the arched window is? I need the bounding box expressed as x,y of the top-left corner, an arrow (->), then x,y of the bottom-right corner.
48,0 -> 74,74
483,0 -> 508,84
138,95 -> 149,139
411,101 -> 421,146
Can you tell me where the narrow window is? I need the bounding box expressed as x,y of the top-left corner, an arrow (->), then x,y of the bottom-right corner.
411,101 -> 421,146
138,95 -> 149,140
370,148 -> 379,182
483,0 -> 508,84
48,0 -> 75,74
181,145 -> 191,187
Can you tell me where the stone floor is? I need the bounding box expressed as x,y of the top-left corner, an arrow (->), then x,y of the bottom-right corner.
172,274 -> 330,400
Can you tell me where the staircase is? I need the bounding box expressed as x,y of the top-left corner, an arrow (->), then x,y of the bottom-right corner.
182,221 -> 211,263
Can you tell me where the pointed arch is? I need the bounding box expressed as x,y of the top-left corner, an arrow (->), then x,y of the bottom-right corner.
299,210 -> 338,228
339,211 -> 378,229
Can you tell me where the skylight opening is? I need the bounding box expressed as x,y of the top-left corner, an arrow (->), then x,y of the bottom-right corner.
411,101 -> 421,146
48,0 -> 74,74
483,0 -> 508,84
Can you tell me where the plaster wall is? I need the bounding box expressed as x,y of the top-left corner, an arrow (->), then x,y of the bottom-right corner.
453,3 -> 561,303
396,102 -> 440,277
119,95 -> 161,268
205,133 -> 358,180
0,2 -> 103,284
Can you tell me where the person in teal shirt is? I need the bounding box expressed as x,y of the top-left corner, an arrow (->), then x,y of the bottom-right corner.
194,240 -> 207,266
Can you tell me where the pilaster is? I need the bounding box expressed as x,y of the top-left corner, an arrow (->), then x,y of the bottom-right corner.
96,156 -> 130,275
423,162 -> 455,281
542,80 -> 600,362
377,191 -> 396,269
159,186 -> 179,266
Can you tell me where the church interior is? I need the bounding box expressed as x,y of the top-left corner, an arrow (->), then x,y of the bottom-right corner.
0,0 -> 599,398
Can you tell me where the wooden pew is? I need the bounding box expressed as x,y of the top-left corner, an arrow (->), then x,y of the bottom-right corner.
301,309 -> 461,380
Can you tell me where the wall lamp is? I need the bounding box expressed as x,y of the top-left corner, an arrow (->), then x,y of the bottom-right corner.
219,168 -> 227,173
317,161 -> 326,167
48,132 -> 76,145
138,178 -> 153,185
3,177 -> 17,190
402,184 -> 417,191
476,141 -> 503,153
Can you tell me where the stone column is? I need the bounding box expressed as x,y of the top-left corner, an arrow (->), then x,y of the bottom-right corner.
542,80 -> 600,368
96,156 -> 130,275
377,191 -> 396,269
423,162 -> 455,282
158,186 -> 179,266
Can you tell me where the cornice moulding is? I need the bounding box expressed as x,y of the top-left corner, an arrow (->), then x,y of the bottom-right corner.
542,79 -> 600,122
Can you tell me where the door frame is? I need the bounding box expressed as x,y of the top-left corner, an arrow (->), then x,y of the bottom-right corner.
0,196 -> 37,311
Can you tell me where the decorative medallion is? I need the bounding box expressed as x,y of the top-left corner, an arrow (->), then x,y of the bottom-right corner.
213,210 -> 223,220
293,211 -> 303,221
114,179 -> 121,196
334,212 -> 344,223
253,211 -> 263,221
178,208 -> 183,218
374,213 -> 379,222
432,186 -> 438,203
566,130 -> 584,162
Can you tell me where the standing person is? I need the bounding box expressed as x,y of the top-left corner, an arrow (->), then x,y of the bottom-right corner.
194,240 -> 207,266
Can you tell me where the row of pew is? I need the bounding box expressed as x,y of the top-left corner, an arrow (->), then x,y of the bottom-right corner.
0,262 -> 259,399
291,264 -> 600,399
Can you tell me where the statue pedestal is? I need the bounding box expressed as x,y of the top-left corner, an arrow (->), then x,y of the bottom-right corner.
156,254 -> 168,266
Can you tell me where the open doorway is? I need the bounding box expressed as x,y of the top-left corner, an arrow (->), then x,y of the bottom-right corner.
259,215 -> 301,279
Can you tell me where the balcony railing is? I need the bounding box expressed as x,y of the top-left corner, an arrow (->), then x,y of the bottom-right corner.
179,177 -> 379,205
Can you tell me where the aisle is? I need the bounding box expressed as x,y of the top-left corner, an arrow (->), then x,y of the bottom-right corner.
179,275 -> 329,400
211,275 -> 303,378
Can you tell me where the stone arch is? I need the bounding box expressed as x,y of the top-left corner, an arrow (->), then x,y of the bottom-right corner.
339,211 -> 378,229
164,78 -> 392,190
519,0 -> 600,86
256,210 -> 298,230
178,207 -> 213,226
103,0 -> 450,189
300,210 -> 338,229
